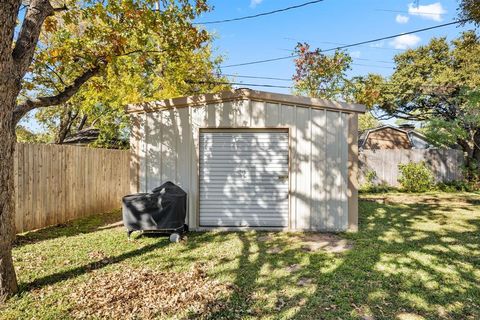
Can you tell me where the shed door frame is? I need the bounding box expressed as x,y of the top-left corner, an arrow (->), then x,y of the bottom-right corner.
197,127 -> 291,229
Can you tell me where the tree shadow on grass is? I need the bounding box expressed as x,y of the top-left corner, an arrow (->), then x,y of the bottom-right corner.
20,239 -> 169,293
201,197 -> 480,319
290,200 -> 480,319
13,195 -> 480,319
14,210 -> 122,248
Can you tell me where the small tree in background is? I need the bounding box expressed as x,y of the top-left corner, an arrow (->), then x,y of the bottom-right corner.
292,43 -> 352,100
292,44 -> 383,132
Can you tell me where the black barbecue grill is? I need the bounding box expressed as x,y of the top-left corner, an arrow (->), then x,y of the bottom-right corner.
122,181 -> 188,241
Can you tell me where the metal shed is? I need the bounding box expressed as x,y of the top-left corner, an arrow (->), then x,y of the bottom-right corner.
127,89 -> 365,232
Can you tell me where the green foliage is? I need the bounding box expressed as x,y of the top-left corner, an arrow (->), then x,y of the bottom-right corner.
398,161 -> 435,192
358,112 -> 380,132
436,180 -> 478,192
15,125 -> 50,143
421,117 -> 468,147
362,32 -> 480,177
458,0 -> 480,25
359,169 -> 395,193
293,43 -> 352,100
25,0 -> 229,147
347,74 -> 386,108
361,169 -> 377,191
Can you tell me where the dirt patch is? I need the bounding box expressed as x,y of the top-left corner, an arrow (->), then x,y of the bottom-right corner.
296,277 -> 313,286
70,264 -> 232,319
258,235 -> 273,242
285,264 -> 302,273
299,233 -> 352,253
266,246 -> 282,254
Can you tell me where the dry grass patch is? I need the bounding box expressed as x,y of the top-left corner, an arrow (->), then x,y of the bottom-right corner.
298,233 -> 353,253
70,264 -> 233,319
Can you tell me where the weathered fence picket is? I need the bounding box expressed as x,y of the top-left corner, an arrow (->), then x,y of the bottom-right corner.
359,149 -> 464,187
14,143 -> 131,233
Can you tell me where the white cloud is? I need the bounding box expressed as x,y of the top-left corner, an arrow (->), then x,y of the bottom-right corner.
350,51 -> 361,58
250,0 -> 263,8
396,14 -> 410,24
408,2 -> 447,21
370,42 -> 385,48
390,34 -> 421,49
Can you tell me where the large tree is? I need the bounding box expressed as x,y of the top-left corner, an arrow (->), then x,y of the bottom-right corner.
0,0 -> 213,301
371,31 -> 480,177
31,45 -> 226,147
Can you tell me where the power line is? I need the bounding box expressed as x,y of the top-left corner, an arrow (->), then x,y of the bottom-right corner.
221,19 -> 469,68
282,38 -> 405,51
277,47 -> 396,64
189,79 -> 465,94
375,9 -> 448,17
194,0 -> 324,25
222,74 -> 292,82
187,80 -> 293,89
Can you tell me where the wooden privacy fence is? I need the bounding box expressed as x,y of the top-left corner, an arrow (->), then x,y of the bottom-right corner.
14,143 -> 131,233
359,149 -> 464,187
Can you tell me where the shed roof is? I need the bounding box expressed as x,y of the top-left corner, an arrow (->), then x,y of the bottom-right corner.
126,88 -> 366,114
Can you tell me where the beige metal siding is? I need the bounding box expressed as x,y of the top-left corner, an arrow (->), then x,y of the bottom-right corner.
139,99 -> 350,231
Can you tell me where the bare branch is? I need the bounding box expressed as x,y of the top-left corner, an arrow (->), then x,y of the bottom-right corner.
13,65 -> 100,123
53,4 -> 68,12
43,62 -> 67,87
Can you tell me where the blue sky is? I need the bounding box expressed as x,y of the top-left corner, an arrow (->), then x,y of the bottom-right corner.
197,0 -> 476,94
25,0 -> 476,132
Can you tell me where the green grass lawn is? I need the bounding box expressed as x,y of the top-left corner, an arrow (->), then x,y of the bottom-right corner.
1,192 -> 480,319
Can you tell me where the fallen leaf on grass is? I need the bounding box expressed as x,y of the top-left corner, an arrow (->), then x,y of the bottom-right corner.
87,250 -> 106,260
70,264 -> 233,319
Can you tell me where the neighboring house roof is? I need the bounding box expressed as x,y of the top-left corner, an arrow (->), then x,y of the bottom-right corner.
63,128 -> 100,145
359,125 -> 431,149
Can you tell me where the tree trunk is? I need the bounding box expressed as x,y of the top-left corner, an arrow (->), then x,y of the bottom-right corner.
473,129 -> 480,164
0,85 -> 19,303
77,114 -> 88,131
56,108 -> 78,144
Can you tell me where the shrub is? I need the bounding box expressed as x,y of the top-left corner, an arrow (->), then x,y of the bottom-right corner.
360,169 -> 396,193
436,179 -> 479,192
398,161 -> 435,192
361,169 -> 377,191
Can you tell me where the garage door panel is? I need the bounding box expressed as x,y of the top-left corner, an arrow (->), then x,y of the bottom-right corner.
200,131 -> 289,228
200,218 -> 288,228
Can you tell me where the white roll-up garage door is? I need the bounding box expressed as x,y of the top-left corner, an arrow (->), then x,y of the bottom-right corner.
199,130 -> 289,227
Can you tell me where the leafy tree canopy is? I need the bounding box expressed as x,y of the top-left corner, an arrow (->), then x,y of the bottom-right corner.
458,0 -> 480,25
17,0 -> 228,147
361,31 -> 480,176
358,112 -> 381,132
